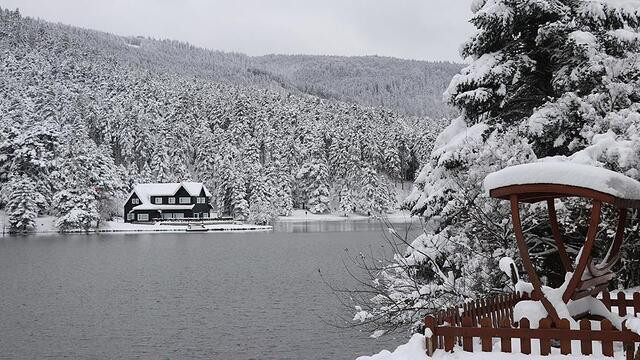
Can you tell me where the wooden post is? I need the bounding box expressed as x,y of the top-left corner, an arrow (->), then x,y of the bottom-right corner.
634,292 -> 640,316
444,315 -> 455,352
579,319 -> 592,355
481,317 -> 492,352
618,291 -> 628,317
462,317 -> 473,352
603,291 -> 612,311
424,316 -> 436,357
622,320 -> 634,360
559,318 -> 571,355
500,318 -> 512,353
519,318 -> 531,355
539,318 -> 552,356
601,319 -> 614,357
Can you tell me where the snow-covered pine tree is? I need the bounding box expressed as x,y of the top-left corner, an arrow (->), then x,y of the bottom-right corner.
6,175 -> 39,233
296,159 -> 331,214
352,0 -> 640,333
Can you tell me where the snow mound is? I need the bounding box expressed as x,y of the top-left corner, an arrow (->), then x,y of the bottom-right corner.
355,333 -> 426,360
483,161 -> 640,200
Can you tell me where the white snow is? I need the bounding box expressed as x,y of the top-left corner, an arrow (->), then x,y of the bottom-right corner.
483,161 -> 640,200
498,257 -> 516,279
355,333 -> 426,360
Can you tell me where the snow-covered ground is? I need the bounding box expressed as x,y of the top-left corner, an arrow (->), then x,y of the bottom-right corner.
0,211 -> 271,234
357,333 -> 629,360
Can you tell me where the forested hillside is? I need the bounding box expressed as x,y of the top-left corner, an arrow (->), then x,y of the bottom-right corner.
253,55 -> 460,118
0,8 -> 445,231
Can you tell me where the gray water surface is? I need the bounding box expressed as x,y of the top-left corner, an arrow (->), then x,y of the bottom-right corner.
0,223 -> 420,359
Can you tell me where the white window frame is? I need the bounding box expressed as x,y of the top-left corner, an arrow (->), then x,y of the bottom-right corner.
202,212 -> 209,219
132,198 -> 140,205
127,213 -> 134,221
179,197 -> 191,204
174,213 -> 184,219
137,213 -> 149,221
168,197 -> 176,204
154,197 -> 163,204
197,197 -> 206,204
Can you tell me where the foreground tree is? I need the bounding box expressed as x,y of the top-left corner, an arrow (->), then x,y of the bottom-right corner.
346,0 -> 640,334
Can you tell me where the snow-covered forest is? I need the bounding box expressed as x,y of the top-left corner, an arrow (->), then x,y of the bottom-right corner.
0,8 -> 451,232
349,0 -> 640,335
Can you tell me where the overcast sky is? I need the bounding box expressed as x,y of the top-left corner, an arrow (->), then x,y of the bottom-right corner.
1,0 -> 475,62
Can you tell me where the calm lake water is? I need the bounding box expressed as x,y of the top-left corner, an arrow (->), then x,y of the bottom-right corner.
0,220 -> 422,359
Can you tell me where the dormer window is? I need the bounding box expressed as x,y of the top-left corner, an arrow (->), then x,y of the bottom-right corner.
155,197 -> 163,204
168,198 -> 176,204
179,197 -> 191,204
132,198 -> 140,205
197,197 -> 206,204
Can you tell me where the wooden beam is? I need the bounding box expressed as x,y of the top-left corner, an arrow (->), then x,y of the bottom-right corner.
547,199 -> 574,273
510,195 -> 561,324
589,208 -> 627,277
563,200 -> 602,303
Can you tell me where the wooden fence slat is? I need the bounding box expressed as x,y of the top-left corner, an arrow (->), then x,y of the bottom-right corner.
559,318 -> 571,355
481,317 -> 492,352
634,292 -> 640,316
444,315 -> 455,352
462,316 -> 473,352
603,291 -> 611,311
500,318 -> 512,353
622,321 -> 634,360
579,319 -> 592,355
424,316 -> 437,357
618,292 -> 628,317
520,317 -> 531,355
601,319 -> 614,357
539,318 -> 552,356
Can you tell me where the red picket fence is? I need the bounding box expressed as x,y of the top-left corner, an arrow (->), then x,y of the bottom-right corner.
424,291 -> 640,358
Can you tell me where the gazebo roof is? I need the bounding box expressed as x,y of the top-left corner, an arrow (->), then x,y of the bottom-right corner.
484,162 -> 640,208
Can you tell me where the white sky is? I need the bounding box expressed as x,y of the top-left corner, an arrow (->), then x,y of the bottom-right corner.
0,0 -> 476,62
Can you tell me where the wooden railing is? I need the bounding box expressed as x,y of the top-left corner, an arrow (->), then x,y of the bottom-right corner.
424,291 -> 640,358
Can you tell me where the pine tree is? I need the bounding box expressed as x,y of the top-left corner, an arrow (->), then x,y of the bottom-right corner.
297,160 -> 331,214
6,176 -> 39,233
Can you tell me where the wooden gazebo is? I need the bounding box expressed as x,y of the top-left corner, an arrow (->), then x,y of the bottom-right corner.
484,161 -> 640,325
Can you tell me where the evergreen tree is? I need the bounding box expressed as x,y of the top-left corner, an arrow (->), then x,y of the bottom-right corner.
6,176 -> 39,233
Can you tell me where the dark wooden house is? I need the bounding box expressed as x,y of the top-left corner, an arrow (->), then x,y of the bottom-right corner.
124,182 -> 214,223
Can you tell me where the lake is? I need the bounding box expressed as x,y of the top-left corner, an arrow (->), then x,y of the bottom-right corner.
0,220 -> 423,359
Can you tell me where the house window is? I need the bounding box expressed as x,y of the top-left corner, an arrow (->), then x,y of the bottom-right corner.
132,198 -> 140,205
194,213 -> 200,218
174,213 -> 184,219
154,197 -> 163,204
168,197 -> 176,204
127,213 -> 134,221
137,213 -> 149,221
202,212 -> 209,219
197,197 -> 206,204
179,197 -> 191,204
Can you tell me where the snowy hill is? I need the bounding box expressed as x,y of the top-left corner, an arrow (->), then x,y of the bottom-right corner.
0,8 -> 446,232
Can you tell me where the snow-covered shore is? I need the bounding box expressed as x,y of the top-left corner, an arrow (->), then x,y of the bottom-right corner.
0,211 -> 272,234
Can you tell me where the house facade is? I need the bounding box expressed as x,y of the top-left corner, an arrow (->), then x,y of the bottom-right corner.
124,182 -> 214,222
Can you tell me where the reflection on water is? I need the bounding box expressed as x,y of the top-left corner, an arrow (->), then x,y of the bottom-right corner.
274,217 -> 423,233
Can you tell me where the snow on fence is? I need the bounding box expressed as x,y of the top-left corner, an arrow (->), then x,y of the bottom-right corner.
424,291 -> 640,358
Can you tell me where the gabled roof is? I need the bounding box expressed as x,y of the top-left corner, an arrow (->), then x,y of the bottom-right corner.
128,181 -> 212,207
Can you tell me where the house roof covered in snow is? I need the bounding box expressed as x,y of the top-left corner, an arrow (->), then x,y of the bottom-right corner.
484,162 -> 640,203
129,182 -> 212,205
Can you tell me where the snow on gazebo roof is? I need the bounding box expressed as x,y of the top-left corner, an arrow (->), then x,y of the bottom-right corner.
483,161 -> 640,201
